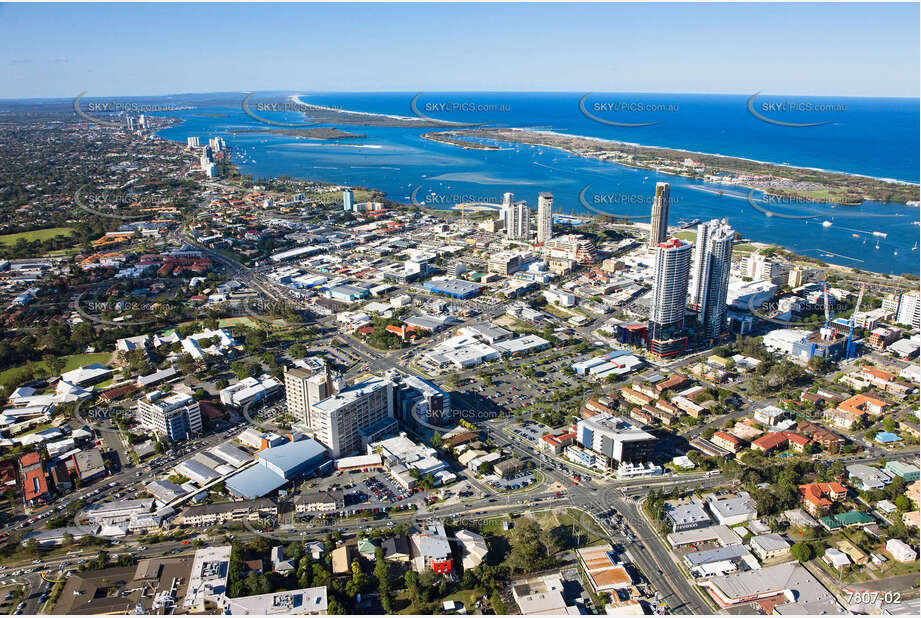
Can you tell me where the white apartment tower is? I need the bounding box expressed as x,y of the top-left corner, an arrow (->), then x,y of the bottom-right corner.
506,201 -> 531,242
649,237 -> 692,356
537,192 -> 553,244
896,293 -> 921,329
688,218 -> 734,340
137,392 -> 202,443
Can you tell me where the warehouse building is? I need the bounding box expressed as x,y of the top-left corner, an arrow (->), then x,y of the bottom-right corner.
423,278 -> 484,299
226,438 -> 328,499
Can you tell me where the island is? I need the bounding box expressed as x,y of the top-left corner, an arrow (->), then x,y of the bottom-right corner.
229,127 -> 367,140
422,127 -> 920,206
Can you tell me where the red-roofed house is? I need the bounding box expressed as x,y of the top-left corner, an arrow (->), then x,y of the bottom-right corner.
799,482 -> 848,517
540,429 -> 577,455
711,431 -> 743,453
838,393 -> 888,418
784,432 -> 812,453
19,452 -> 49,506
751,432 -> 790,454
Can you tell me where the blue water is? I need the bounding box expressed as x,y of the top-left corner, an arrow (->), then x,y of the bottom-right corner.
149,92 -> 920,274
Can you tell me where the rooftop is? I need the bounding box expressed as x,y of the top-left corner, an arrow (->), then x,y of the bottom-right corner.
225,586 -> 328,615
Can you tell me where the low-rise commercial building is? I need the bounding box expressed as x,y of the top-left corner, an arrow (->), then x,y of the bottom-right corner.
576,544 -> 633,593
175,499 -> 277,526
706,492 -> 757,526
226,587 -> 329,615
665,501 -> 712,532
748,534 -> 791,561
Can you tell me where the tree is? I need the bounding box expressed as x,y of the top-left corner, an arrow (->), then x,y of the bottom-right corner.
791,542 -> 813,563
327,598 -> 346,614
44,354 -> 65,378
177,353 -> 197,375
893,495 -> 911,512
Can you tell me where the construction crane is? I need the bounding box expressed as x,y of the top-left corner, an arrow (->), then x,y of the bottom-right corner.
846,283 -> 866,359
822,283 -> 832,328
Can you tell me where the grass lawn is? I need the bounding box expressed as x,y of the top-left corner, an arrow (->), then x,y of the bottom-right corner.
217,316 -> 263,329
549,509 -> 608,546
541,303 -> 577,320
0,227 -> 76,246
732,243 -> 759,255
674,230 -> 697,242
394,581 -> 483,614
871,557 -> 920,579
0,351 -> 112,385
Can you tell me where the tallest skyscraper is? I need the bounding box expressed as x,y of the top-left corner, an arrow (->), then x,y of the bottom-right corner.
648,182 -> 670,247
689,218 -> 734,341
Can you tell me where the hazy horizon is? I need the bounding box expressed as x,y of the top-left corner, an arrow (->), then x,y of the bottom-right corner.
1,2 -> 918,99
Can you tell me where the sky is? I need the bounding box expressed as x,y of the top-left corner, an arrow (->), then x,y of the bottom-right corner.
1,2 -> 918,99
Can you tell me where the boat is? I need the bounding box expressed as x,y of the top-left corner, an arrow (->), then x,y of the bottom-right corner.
852,233 -> 860,238
821,221 -> 832,228
872,231 -> 887,238
912,241 -> 918,251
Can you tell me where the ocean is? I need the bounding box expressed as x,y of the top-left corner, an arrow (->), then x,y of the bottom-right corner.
151,92 -> 920,275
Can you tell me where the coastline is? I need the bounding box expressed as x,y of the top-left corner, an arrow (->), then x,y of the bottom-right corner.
149,104 -> 918,277
288,93 -> 442,128
423,127 -> 920,205
290,94 -> 919,190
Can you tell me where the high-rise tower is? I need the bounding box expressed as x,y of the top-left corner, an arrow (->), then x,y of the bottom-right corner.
648,237 -> 691,356
689,219 -> 734,340
648,182 -> 670,247
537,192 -> 553,244
506,200 -> 531,242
